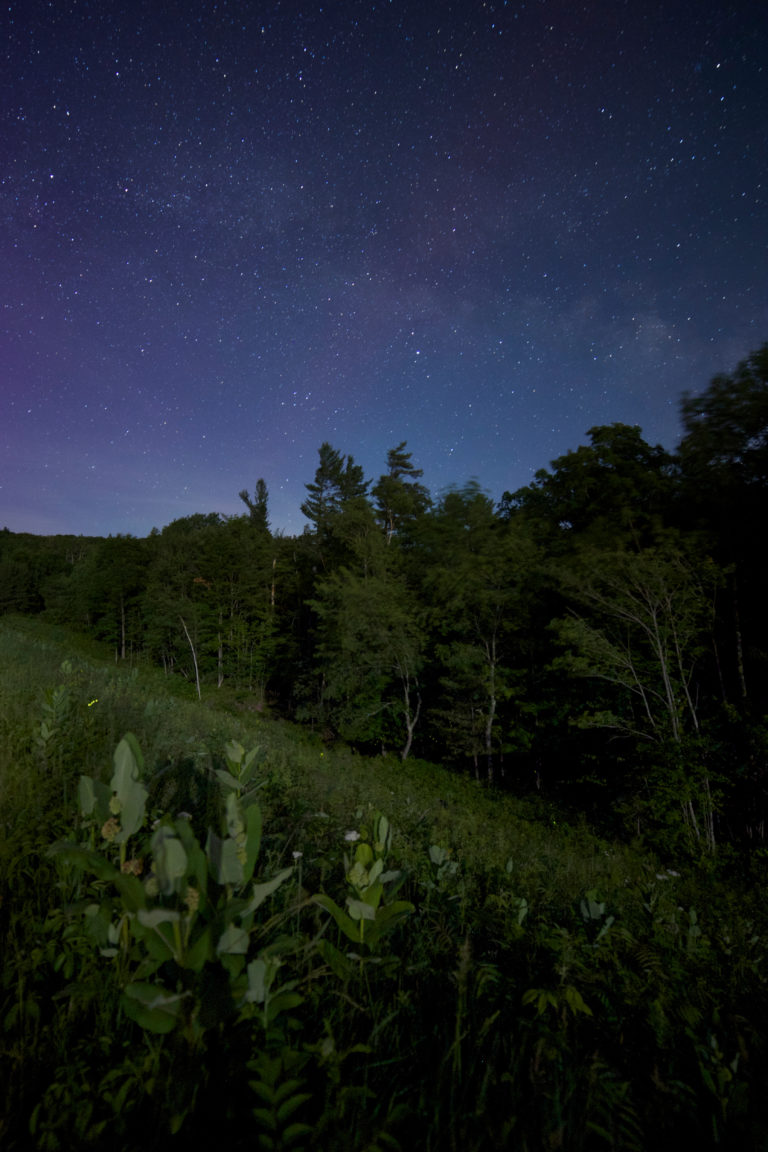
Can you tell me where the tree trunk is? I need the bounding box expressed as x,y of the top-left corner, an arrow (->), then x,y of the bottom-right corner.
733,575 -> 748,699
180,616 -> 201,700
400,679 -> 421,761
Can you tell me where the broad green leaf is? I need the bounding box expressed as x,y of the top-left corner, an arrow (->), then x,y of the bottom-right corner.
206,830 -> 243,886
580,889 -> 606,921
151,826 -> 188,896
317,938 -> 352,981
246,956 -> 282,1003
111,872 -> 147,912
225,790 -> 244,840
185,926 -> 212,972
271,1078 -> 308,1105
111,735 -> 148,842
86,776 -> 112,823
276,1096 -> 312,1125
175,818 -> 208,895
134,918 -> 175,962
78,774 -> 96,817
594,914 -> 614,944
242,745 -> 259,774
347,898 -> 376,921
121,732 -> 145,773
361,880 -> 383,909
111,735 -> 141,791
372,900 -> 414,924
137,908 -> 181,928
250,1081 -> 277,1106
224,739 -> 245,768
374,812 -> 390,853
251,1107 -> 278,1131
217,922 -> 249,955
121,981 -> 184,1034
214,768 -> 241,792
281,1123 -> 314,1145
379,868 -> 402,886
354,842 -> 374,867
242,866 -> 293,916
220,952 -> 246,983
83,902 -> 113,948
313,893 -> 360,944
265,990 -> 303,1026
247,958 -> 267,1003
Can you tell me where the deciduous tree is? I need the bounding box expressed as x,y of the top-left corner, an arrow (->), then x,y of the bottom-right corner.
553,542 -> 721,848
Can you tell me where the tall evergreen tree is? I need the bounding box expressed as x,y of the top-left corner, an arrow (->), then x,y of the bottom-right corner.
373,441 -> 431,544
238,479 -> 270,534
300,442 -> 371,569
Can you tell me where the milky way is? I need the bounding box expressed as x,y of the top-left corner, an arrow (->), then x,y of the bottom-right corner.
2,0 -> 766,536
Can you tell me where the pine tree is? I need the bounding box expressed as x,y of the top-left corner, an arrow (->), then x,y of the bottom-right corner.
300,443 -> 371,568
373,441 -> 431,544
238,479 -> 270,533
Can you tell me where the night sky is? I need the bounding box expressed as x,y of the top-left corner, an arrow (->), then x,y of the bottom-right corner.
3,0 -> 766,537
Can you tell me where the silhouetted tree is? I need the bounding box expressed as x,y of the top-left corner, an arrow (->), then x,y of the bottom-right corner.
238,479 -> 270,534
373,441 -> 431,544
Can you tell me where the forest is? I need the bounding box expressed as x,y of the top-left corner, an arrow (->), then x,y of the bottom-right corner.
3,346 -> 768,1150
4,345 -> 768,856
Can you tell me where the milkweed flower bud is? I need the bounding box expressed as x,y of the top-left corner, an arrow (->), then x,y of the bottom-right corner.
185,887 -> 200,913
101,817 -> 120,841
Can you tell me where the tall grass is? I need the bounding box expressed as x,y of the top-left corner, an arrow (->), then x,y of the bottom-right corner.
2,616 -> 768,1150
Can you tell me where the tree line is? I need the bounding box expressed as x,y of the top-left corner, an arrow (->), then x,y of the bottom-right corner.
3,344 -> 768,853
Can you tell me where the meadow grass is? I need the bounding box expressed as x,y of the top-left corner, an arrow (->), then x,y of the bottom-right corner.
2,615 -> 768,1150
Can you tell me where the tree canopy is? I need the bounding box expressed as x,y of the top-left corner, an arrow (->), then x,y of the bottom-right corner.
6,348 -> 768,851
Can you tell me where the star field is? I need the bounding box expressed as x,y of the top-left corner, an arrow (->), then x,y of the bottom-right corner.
2,0 -> 766,536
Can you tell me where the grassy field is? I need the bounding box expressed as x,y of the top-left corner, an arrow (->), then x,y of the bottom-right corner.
2,615 -> 768,1150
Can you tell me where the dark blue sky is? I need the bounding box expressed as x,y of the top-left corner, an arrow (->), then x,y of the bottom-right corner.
2,0 -> 766,536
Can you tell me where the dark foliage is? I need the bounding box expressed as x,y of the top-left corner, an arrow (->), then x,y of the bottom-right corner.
4,348 -> 768,850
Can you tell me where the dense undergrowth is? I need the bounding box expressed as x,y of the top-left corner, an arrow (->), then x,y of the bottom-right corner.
3,616 -> 768,1150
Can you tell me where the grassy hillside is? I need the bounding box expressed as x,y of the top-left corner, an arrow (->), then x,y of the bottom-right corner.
2,616 -> 768,1150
